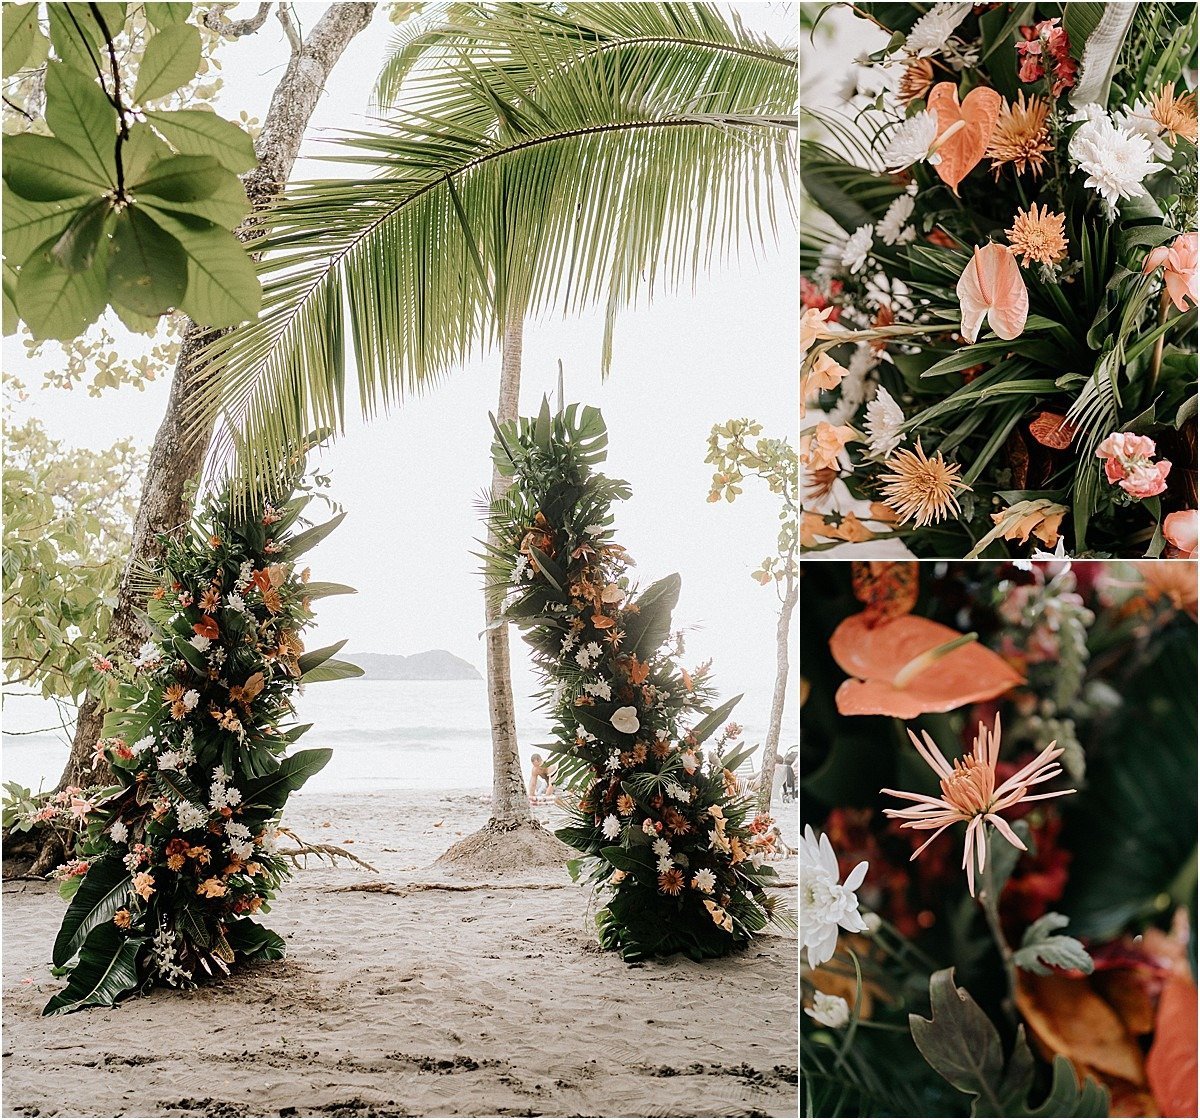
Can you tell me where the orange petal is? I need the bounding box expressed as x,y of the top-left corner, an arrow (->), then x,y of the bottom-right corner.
956,242 -> 1029,343
830,613 -> 1024,718
928,82 -> 1001,195
1146,975 -> 1198,1118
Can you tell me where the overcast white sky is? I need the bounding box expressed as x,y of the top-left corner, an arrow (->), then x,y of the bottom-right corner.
6,3 -> 797,710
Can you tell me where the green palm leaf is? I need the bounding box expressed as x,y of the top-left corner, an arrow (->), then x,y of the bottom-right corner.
186,3 -> 795,492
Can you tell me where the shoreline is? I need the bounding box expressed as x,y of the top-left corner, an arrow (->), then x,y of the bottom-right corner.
2,790 -> 798,1118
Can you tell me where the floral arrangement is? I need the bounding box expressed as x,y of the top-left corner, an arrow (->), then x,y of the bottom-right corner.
800,559 -> 1198,1117
484,400 -> 793,960
42,463 -> 359,1015
800,3 -> 1197,559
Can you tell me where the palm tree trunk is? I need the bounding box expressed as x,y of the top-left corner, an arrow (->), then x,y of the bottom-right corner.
30,2 -> 376,875
757,576 -> 797,814
484,308 -> 534,828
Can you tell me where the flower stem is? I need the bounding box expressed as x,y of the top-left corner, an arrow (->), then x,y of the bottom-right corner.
979,848 -> 1018,1024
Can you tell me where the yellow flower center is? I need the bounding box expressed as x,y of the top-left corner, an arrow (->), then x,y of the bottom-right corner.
939,755 -> 994,816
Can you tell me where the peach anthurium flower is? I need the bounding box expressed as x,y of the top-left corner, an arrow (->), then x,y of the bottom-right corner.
956,242 -> 1029,343
1143,232 -> 1197,312
882,716 -> 1075,896
927,82 -> 1002,195
830,613 -> 1024,718
1164,509 -> 1198,559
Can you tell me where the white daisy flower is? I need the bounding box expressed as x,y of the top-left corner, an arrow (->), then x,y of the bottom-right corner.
876,192 -> 917,246
1114,100 -> 1173,161
656,857 -> 674,874
881,110 -> 940,171
840,224 -> 874,275
175,801 -> 206,831
692,867 -> 716,894
1069,111 -> 1164,212
601,814 -> 621,840
800,825 -> 869,968
181,689 -> 200,711
864,386 -> 907,458
904,2 -> 972,56
108,820 -> 129,844
134,641 -> 162,668
805,992 -> 851,1029
225,592 -> 246,613
189,635 -> 211,652
652,838 -> 672,859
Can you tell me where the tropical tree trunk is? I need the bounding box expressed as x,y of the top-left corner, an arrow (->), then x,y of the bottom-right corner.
757,577 -> 797,814
484,309 -> 536,829
30,2 -> 376,875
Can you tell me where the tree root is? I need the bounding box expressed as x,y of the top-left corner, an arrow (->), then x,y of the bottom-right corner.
276,827 -> 379,873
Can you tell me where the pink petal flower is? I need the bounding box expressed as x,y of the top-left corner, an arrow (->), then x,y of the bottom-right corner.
1164,510 -> 1198,559
956,243 -> 1029,343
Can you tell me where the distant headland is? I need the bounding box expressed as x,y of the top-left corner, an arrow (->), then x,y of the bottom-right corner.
348,650 -> 483,681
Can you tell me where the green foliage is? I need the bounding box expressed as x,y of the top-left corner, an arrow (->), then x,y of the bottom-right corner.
2,4 -> 259,339
42,458 -> 353,1014
910,969 -> 1109,1117
2,397 -> 145,701
1012,913 -> 1094,977
187,1 -> 796,495
705,417 -> 797,590
489,398 -> 789,960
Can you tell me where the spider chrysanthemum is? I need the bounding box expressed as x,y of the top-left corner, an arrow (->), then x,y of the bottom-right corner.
986,92 -> 1053,178
881,716 -> 1076,896
879,441 -> 968,527
899,57 -> 934,105
1006,203 -> 1068,268
1150,83 -> 1198,146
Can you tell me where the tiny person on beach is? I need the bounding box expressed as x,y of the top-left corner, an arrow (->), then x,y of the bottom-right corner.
528,752 -> 555,799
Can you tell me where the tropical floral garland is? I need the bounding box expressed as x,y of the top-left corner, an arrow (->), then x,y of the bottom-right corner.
485,400 -> 793,961
800,2 -> 1197,560
42,465 -> 358,1015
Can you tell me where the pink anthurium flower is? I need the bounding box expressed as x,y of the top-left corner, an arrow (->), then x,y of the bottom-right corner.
1143,232 -> 1197,312
956,242 -> 1029,344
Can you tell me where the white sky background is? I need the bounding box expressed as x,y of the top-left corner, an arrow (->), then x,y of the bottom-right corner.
6,2 -> 798,711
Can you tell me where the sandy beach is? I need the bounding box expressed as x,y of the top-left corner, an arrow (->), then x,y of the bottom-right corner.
2,789 -> 798,1118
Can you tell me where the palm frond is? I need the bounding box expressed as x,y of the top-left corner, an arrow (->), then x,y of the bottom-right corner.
189,2 -> 797,493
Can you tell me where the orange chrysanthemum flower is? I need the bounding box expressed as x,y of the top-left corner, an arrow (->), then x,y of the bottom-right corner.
1006,203 -> 1069,268
1150,83 -> 1198,145
657,868 -> 685,896
880,442 -> 969,527
986,92 -> 1053,178
881,716 -> 1075,896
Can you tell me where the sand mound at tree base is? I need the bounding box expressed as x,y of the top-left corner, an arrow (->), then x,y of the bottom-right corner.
434,819 -> 574,876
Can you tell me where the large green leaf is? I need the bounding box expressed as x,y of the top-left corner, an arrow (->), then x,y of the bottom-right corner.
134,22 -> 201,103
51,854 -> 131,968
241,747 -> 332,810
44,61 -> 118,186
108,206 -> 188,316
50,197 -> 112,273
300,656 -> 364,684
134,156 -> 251,228
284,511 -> 348,559
296,639 -> 349,676
225,918 -> 285,961
1061,624 -> 1198,938
297,581 -> 357,601
687,694 -> 743,748
3,134 -> 110,201
2,3 -> 39,74
622,574 -> 681,661
15,231 -> 107,339
3,189 -> 79,266
910,968 -> 1109,1117
145,2 -> 190,29
139,205 -> 260,326
146,108 -> 258,173
43,924 -> 144,1016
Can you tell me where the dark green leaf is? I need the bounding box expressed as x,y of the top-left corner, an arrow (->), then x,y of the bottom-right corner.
146,107 -> 258,173
3,134 -> 110,201
50,196 -> 112,273
3,3 -> 39,75
137,205 -> 259,326
284,510 -> 348,558
51,854 -> 131,967
134,22 -> 201,103
241,747 -> 332,810
296,639 -> 348,676
224,918 -> 285,961
108,205 -> 187,316
298,581 -> 357,600
15,230 -> 107,339
135,157 -> 251,228
688,695 -> 743,747
2,188 -> 79,266
44,60 -> 118,186
1013,912 -> 1094,976
43,924 -> 143,1016
300,656 -> 363,684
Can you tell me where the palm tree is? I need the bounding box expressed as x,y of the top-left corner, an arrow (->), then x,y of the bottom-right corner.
188,2 -> 797,863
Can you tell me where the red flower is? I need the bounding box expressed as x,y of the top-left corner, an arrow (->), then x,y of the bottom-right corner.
193,615 -> 220,641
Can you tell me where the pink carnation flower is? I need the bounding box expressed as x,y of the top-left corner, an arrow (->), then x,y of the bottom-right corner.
1095,432 -> 1171,500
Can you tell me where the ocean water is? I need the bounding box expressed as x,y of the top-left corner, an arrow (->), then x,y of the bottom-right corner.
1,679 -> 798,796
